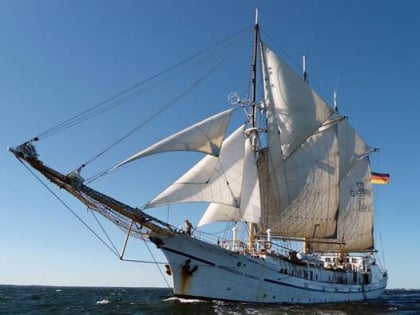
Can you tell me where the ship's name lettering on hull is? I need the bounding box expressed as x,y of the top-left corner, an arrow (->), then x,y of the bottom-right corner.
218,265 -> 259,280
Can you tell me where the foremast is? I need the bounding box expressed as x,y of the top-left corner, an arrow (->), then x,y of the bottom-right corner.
9,142 -> 174,237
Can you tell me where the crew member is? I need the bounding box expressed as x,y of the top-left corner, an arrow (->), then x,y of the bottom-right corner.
185,219 -> 193,236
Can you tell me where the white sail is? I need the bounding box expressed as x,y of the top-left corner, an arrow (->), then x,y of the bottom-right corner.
259,42 -> 339,238
197,137 -> 261,226
197,203 -> 242,226
261,43 -> 332,159
239,136 -> 261,223
337,158 -> 373,251
145,126 -> 246,208
113,108 -> 235,169
259,125 -> 340,238
259,41 -> 375,249
311,121 -> 374,252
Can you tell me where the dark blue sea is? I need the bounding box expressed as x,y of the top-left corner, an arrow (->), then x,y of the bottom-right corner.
0,286 -> 419,314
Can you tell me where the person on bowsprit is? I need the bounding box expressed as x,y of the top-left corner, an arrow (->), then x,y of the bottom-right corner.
184,219 -> 193,236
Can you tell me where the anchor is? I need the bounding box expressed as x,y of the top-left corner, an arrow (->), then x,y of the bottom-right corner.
182,259 -> 198,277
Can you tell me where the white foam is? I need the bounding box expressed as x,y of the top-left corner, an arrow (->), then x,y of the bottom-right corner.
164,297 -> 204,303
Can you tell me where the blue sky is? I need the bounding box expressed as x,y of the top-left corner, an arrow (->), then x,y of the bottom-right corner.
1,0 -> 419,289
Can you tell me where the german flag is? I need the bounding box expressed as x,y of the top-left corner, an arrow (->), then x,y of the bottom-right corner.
371,172 -> 390,184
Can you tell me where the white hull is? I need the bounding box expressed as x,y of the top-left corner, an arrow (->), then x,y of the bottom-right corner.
152,234 -> 387,304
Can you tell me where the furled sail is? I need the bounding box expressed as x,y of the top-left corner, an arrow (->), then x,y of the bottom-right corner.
145,125 -> 247,208
113,108 -> 235,170
259,42 -> 339,239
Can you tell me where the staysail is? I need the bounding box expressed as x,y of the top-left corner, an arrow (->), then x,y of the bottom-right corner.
110,102 -> 260,225
144,125 -> 245,208
145,125 -> 260,223
113,108 -> 235,170
197,136 -> 261,226
198,203 -> 242,226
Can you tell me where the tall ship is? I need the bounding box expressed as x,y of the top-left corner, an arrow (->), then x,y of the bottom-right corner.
9,12 -> 388,303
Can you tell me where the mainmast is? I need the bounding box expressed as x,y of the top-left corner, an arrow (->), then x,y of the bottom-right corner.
248,9 -> 260,249
250,9 -> 259,151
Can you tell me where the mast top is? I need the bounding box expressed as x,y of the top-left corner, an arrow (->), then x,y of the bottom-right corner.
255,8 -> 259,26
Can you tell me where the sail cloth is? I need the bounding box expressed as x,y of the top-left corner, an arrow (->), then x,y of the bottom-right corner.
259,42 -> 339,239
145,125 -> 261,226
259,42 -> 375,251
311,121 -> 375,252
112,108 -> 235,170
198,203 -> 242,226
338,121 -> 374,251
261,43 -> 333,160
145,126 -> 245,208
197,137 -> 261,226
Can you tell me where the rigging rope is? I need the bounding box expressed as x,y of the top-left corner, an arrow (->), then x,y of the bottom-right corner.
89,208 -> 120,255
141,234 -> 171,288
16,155 -> 175,268
16,157 -> 121,259
31,25 -> 252,143
84,57 -> 228,183
83,30 -> 253,183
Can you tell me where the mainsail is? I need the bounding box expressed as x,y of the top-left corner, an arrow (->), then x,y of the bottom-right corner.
259,42 -> 340,239
258,42 -> 375,251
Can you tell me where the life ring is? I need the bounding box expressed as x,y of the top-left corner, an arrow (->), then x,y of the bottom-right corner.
264,241 -> 272,249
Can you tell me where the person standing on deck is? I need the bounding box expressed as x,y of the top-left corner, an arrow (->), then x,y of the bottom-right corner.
185,219 -> 193,236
